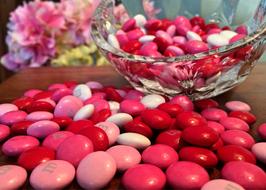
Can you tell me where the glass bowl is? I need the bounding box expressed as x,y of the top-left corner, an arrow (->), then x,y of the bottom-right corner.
91,0 -> 266,100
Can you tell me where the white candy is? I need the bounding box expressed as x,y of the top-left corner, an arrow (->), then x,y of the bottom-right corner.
141,94 -> 165,109
107,34 -> 120,49
186,31 -> 202,41
108,101 -> 120,114
139,35 -> 155,43
116,133 -> 151,149
106,113 -> 133,127
134,14 -> 147,27
220,30 -> 237,40
73,104 -> 94,121
73,84 -> 92,101
207,34 -> 229,47
251,143 -> 266,164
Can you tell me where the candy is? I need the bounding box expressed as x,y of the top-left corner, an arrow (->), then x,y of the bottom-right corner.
182,126 -> 219,147
225,100 -> 251,112
157,103 -> 184,117
124,90 -> 144,100
2,135 -> 39,156
201,108 -> 228,121
73,104 -> 94,121
120,100 -> 145,116
251,142 -> 266,163
186,31 -> 202,41
207,34 -> 229,46
221,130 -> 255,149
12,96 -> 33,111
217,145 -> 256,164
108,101 -> 120,113
166,161 -> 209,189
42,131 -> 74,150
86,81 -> 103,89
90,109 -> 111,123
95,122 -> 120,145
184,40 -> 209,54
122,164 -> 166,190
201,179 -> 245,190
194,99 -> 219,110
179,147 -> 218,168
124,120 -> 153,138
77,151 -> 117,189
107,145 -> 141,171
106,113 -> 133,127
91,99 -> 110,112
56,135 -> 94,167
170,95 -> 194,111
51,88 -> 72,102
116,132 -> 151,149
258,123 -> 266,140
155,129 -> 182,150
54,95 -> 83,117
207,121 -> 225,134
24,89 -> 42,98
26,111 -> 53,121
220,30 -> 237,40
27,120 -> 60,139
66,119 -> 94,133
0,124 -> 10,141
142,144 -> 178,169
10,121 -> 33,135
134,14 -> 147,27
30,160 -> 75,189
18,146 -> 55,171
220,117 -> 249,131
0,165 -> 27,189
0,110 -> 27,125
122,18 -> 136,32
107,34 -> 120,48
141,109 -> 172,130
73,84 -> 92,101
221,161 -> 266,190
141,94 -> 165,109
175,111 -> 207,129
0,103 -> 18,116
229,111 -> 256,124
51,116 -> 72,128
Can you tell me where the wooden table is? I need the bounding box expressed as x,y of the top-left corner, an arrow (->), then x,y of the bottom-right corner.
0,65 -> 265,189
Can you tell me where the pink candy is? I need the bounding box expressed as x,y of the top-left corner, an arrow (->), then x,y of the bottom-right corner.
220,117 -> 249,131
0,124 -> 10,141
225,100 -> 251,112
201,108 -> 227,121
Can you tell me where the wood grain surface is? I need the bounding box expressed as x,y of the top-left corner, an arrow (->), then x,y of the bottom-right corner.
0,65 -> 265,189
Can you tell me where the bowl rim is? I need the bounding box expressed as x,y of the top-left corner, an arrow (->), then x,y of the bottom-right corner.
91,0 -> 266,63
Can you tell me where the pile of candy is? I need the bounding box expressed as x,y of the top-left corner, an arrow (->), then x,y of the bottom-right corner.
0,81 -> 265,190
107,14 -> 247,57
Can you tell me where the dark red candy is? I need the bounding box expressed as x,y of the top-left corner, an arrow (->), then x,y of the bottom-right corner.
155,129 -> 182,150
234,45 -> 253,60
51,117 -> 73,128
141,109 -> 172,130
193,59 -> 222,78
179,146 -> 218,168
160,18 -> 173,30
229,111 -> 256,124
153,37 -> 171,53
104,87 -> 123,102
27,101 -> 54,113
12,96 -> 33,111
64,81 -> 77,89
217,145 -> 256,164
145,19 -> 162,30
33,91 -> 53,100
66,120 -> 94,133
210,138 -> 224,151
78,127 -> 109,151
18,146 -> 55,171
175,111 -> 207,129
158,103 -> 184,117
122,40 -> 142,53
124,120 -> 153,138
182,126 -> 219,147
90,109 -> 112,124
190,16 -> 206,29
11,121 -> 34,135
194,99 -> 219,110
204,23 -> 219,32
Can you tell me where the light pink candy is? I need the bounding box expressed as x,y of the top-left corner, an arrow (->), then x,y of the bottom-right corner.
156,30 -> 173,44
120,100 -> 145,116
207,121 -> 225,134
27,120 -> 60,138
165,45 -> 185,56
0,124 -> 10,141
221,130 -> 255,149
2,135 -> 39,156
225,101 -> 251,112
251,142 -> 266,163
0,110 -> 27,125
24,89 -> 42,98
220,117 -> 249,131
173,36 -> 187,45
201,179 -> 245,190
140,41 -> 158,52
166,25 -> 176,37
201,108 -> 228,121
96,122 -> 120,145
52,88 -> 72,102
26,111 -> 53,121
258,123 -> 266,140
30,160 -> 75,189
54,95 -> 83,117
124,90 -> 144,101
86,81 -> 103,89
170,95 -> 194,111
0,165 -> 27,190
0,103 -> 18,117
43,131 -> 74,150
107,145 -> 141,171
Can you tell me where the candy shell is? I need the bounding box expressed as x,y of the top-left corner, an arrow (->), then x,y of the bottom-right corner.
51,116 -> 72,128
124,120 -> 153,138
120,100 -> 145,116
157,103 -> 184,117
42,131 -> 74,150
0,103 -> 18,116
251,142 -> 266,163
141,109 -> 172,130
12,96 -> 33,111
90,109 -> 111,124
229,111 -> 256,124
107,145 -> 141,171
141,94 -> 165,109
0,124 -> 10,141
155,129 -> 182,150
27,120 -> 60,139
221,130 -> 255,149
77,151 -> 117,189
117,132 -> 151,149
73,104 -> 94,121
54,95 -> 83,117
27,101 -> 54,113
95,122 -> 120,145
51,88 -> 72,102
0,110 -> 27,125
207,121 -> 225,134
66,120 -> 94,133
106,113 -> 133,127
201,179 -> 245,190
201,108 -> 228,121
30,160 -> 75,189
170,95 -> 194,111
26,111 -> 53,121
10,121 -> 33,135
220,117 -> 249,131
175,111 -> 207,129
73,84 -> 92,101
258,123 -> 266,140
225,100 -> 251,112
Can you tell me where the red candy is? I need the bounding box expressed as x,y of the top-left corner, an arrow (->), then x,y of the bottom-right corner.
175,111 -> 207,129
27,101 -> 54,113
229,111 -> 256,124
157,103 -> 184,117
155,129 -> 182,150
90,109 -> 111,124
66,120 -> 94,133
124,120 -> 153,138
11,121 -> 34,135
194,99 -> 219,110
51,117 -> 73,128
141,109 -> 172,130
12,96 -> 33,111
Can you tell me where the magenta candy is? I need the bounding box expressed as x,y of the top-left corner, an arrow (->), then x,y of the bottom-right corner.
225,100 -> 251,112
0,110 -> 27,125
27,120 -> 60,139
142,144 -> 179,169
77,151 -> 117,189
221,161 -> 266,190
0,103 -> 18,116
201,108 -> 228,121
257,123 -> 266,139
54,95 -> 83,117
166,161 -> 209,189
0,124 -> 10,141
221,130 -> 255,149
122,164 -> 166,190
120,100 -> 145,116
0,165 -> 27,190
122,18 -> 136,32
201,179 -> 245,190
184,40 -> 209,54
107,145 -> 141,171
235,25 -> 248,35
116,33 -> 129,46
207,121 -> 225,134
220,117 -> 249,131
51,88 -> 72,102
84,93 -> 106,104
170,95 -> 194,111
2,135 -> 39,156
56,134 -> 94,167
42,131 -> 74,150
127,28 -> 144,41
30,160 -> 75,190
26,111 -> 53,121
124,90 -> 144,101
